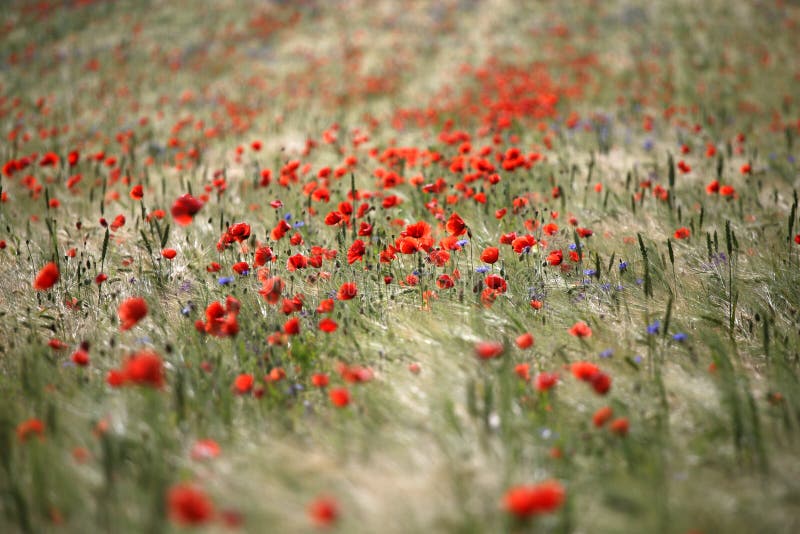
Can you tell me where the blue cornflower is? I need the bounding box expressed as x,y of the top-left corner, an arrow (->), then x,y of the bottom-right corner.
672,332 -> 688,342
600,349 -> 614,358
456,239 -> 469,247
475,266 -> 490,273
619,260 -> 628,272
283,213 -> 292,221
218,276 -> 234,285
293,221 -> 305,228
647,320 -> 660,335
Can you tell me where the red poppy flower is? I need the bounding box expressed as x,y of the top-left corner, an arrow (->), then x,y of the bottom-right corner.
480,246 -> 499,264
232,261 -> 249,275
118,297 -> 148,331
674,227 -> 690,239
547,250 -> 563,266
515,333 -> 534,349
110,214 -> 126,231
17,418 -> 45,442
337,282 -> 358,301
429,248 -> 451,266
610,417 -> 629,436
514,363 -> 530,381
130,184 -> 144,200
287,254 -> 308,271
568,321 -> 592,338
591,372 -> 612,395
436,274 -> 455,289
171,194 -> 203,226
161,248 -> 177,259
33,262 -> 59,290
121,350 -> 165,388
512,234 -> 536,254
571,361 -> 600,381
503,480 -> 565,518
475,341 -> 504,360
268,220 -> 290,241
48,338 -> 69,351
319,318 -> 338,333
167,483 -> 214,526
308,496 -> 339,528
254,246 -> 274,266
592,406 -> 613,427
71,349 -> 90,366
311,373 -> 330,387
259,276 -> 284,304
485,274 -> 507,293
316,299 -> 335,314
543,223 -> 559,236
234,373 -> 254,394
347,239 -> 366,264
329,387 -> 350,407
534,372 -> 559,392
284,317 -> 300,335
446,212 -> 467,236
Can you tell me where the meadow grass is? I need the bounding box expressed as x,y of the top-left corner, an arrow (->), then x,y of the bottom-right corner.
1,0 -> 799,532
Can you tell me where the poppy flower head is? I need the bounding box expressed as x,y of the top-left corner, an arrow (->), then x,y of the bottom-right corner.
515,332 -> 534,349
118,297 -> 148,331
610,417 -> 629,436
308,496 -> 339,528
571,361 -> 600,381
311,373 -> 330,387
568,321 -> 592,338
534,372 -> 559,392
130,184 -> 144,200
475,340 -> 504,360
337,282 -> 358,301
171,194 -> 204,226
120,350 -> 165,388
446,212 -> 467,236
503,480 -> 565,518
347,239 -> 366,264
593,406 -> 613,427
167,483 -> 215,526
33,262 -> 59,290
485,274 -> 507,293
234,373 -> 254,394
319,318 -> 338,333
329,387 -> 350,407
674,227 -> 690,240
16,418 -> 45,442
480,246 -> 499,264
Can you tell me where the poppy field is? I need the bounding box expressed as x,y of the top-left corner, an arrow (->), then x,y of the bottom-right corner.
2,0 -> 800,532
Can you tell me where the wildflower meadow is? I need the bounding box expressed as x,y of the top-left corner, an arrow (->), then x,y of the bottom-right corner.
1,0 -> 799,532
